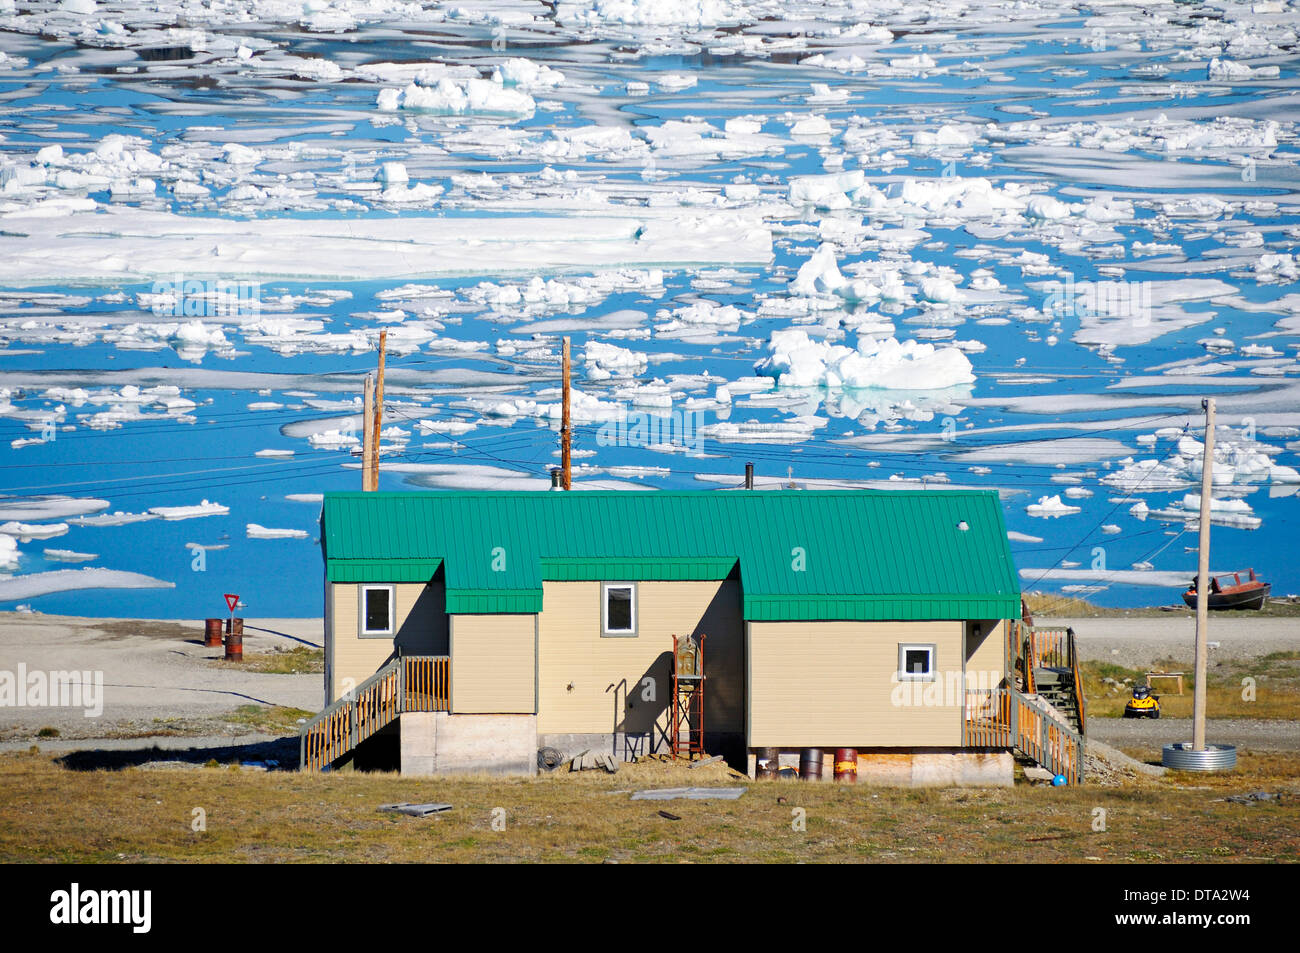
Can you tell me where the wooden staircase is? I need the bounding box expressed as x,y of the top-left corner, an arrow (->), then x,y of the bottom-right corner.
964,622 -> 1087,783
1032,668 -> 1083,735
299,655 -> 449,771
1020,623 -> 1086,738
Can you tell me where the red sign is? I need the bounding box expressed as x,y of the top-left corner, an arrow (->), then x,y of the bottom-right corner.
224,593 -> 239,613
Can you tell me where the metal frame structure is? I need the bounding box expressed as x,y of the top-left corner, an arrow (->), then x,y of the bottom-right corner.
670,633 -> 705,759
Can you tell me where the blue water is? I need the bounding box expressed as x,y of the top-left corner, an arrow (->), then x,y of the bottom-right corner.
2,10 -> 1298,617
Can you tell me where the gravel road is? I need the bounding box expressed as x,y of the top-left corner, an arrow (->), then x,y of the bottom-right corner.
1045,615 -> 1300,669
1090,717 -> 1299,753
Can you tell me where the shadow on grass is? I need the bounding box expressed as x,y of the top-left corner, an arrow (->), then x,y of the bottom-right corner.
55,736 -> 301,772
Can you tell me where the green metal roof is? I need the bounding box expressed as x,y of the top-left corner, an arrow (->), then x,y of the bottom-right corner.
320,490 -> 1021,621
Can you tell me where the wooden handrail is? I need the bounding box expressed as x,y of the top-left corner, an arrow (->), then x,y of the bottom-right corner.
1013,622 -> 1085,741
964,685 -> 1084,784
1070,644 -> 1087,738
299,655 -> 451,771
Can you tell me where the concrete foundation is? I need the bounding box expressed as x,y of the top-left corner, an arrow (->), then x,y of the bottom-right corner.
539,732 -> 659,764
540,731 -> 746,768
400,712 -> 537,777
745,748 -> 1014,787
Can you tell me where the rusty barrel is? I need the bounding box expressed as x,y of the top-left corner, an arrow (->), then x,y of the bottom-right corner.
833,748 -> 858,783
798,748 -> 823,781
204,618 -> 223,648
755,747 -> 779,780
224,617 -> 244,661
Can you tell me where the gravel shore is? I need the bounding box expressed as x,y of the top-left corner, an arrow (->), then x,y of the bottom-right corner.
0,613 -> 322,741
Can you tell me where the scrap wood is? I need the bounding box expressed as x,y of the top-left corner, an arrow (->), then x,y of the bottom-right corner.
688,755 -> 724,769
569,750 -> 619,773
657,810 -> 682,821
378,802 -> 452,818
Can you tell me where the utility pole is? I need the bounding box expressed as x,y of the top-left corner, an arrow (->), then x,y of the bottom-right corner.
371,329 -> 387,492
362,372 -> 375,491
1193,397 -> 1215,751
561,336 -> 572,491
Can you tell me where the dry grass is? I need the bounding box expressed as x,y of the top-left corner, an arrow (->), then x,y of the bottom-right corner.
208,647 -> 324,675
1081,656 -> 1300,720
0,749 -> 1295,864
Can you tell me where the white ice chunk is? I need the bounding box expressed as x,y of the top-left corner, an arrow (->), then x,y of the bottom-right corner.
147,499 -> 229,520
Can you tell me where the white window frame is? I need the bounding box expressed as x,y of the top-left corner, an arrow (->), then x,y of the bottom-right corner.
898,643 -> 936,682
601,582 -> 637,638
359,584 -> 396,638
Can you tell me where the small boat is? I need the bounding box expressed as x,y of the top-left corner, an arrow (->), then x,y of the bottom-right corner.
1182,569 -> 1270,610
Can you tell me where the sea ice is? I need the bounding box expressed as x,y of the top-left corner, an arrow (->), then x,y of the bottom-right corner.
755,329 -> 975,391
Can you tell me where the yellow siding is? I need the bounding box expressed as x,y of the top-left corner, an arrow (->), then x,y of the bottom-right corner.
748,620 -> 964,748
537,580 -> 744,736
451,614 -> 536,714
328,580 -> 448,702
964,619 -> 1007,689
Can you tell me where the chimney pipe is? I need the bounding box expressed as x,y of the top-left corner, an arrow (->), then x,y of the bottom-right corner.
744,462 -> 754,490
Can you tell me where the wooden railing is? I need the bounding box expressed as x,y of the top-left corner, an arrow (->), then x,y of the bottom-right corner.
1013,621 -> 1084,733
403,655 -> 450,712
299,655 -> 450,771
964,686 -> 1085,785
963,687 -> 1012,748
1070,650 -> 1087,738
1027,625 -> 1074,672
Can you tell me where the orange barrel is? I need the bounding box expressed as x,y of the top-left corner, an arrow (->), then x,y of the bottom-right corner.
755,747 -> 779,780
225,618 -> 243,661
204,618 -> 223,648
834,748 -> 858,783
798,748 -> 823,781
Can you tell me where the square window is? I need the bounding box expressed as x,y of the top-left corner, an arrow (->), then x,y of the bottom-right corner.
898,643 -> 935,681
602,583 -> 636,637
361,585 -> 394,636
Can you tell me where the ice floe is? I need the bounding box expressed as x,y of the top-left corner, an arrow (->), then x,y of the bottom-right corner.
755,329 -> 975,391
147,500 -> 229,521
1026,495 -> 1081,519
0,569 -> 175,602
246,524 -> 310,539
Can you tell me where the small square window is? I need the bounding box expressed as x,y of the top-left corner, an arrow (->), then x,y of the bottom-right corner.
602,583 -> 636,637
361,585 -> 394,637
898,643 -> 935,681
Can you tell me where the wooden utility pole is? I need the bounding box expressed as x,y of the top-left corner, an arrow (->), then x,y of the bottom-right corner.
1193,397 -> 1215,751
371,329 -> 387,492
362,372 -> 375,491
561,336 -> 572,490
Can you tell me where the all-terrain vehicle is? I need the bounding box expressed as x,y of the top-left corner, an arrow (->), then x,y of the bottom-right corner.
1123,684 -> 1160,719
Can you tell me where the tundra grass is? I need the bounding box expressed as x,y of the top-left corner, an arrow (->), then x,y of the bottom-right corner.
1081,656 -> 1300,720
0,749 -> 1294,864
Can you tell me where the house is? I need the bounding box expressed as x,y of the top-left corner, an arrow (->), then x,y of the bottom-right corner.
304,489 -> 1084,785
